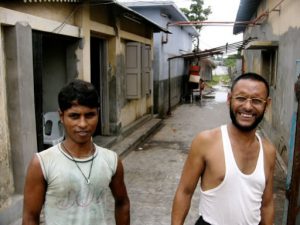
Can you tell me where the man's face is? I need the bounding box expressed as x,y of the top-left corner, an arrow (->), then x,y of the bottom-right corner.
59,103 -> 98,145
227,79 -> 270,132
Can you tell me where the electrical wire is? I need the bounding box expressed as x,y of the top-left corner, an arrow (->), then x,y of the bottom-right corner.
52,1 -> 115,34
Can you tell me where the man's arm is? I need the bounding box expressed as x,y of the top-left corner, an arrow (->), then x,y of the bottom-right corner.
22,155 -> 46,225
260,141 -> 276,225
110,159 -> 130,225
171,133 -> 206,225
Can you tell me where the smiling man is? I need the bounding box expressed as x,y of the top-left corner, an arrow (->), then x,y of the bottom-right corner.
171,73 -> 276,225
22,80 -> 130,225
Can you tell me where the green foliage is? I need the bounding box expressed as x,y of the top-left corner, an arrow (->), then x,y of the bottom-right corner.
206,75 -> 231,86
180,0 -> 211,31
224,54 -> 242,67
224,58 -> 236,67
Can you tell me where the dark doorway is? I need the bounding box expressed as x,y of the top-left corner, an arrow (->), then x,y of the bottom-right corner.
91,37 -> 105,136
32,31 -> 79,151
32,32 -> 44,152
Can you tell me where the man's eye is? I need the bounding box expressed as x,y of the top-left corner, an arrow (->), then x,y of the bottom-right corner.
252,98 -> 263,105
85,113 -> 97,118
235,96 -> 246,102
69,114 -> 79,119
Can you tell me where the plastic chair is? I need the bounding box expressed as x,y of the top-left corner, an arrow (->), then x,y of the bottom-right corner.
43,111 -> 64,146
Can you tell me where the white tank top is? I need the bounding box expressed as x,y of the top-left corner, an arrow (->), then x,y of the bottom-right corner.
198,125 -> 265,225
37,143 -> 118,225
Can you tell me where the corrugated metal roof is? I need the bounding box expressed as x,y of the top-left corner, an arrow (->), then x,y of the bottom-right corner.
169,37 -> 257,60
233,0 -> 260,34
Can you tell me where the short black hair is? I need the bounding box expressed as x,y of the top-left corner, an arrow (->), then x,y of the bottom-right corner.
58,79 -> 99,112
231,72 -> 270,97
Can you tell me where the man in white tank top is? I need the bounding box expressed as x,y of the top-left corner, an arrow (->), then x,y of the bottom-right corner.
22,80 -> 130,225
172,73 -> 276,225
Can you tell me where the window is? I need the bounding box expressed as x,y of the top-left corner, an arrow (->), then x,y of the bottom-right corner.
125,42 -> 151,99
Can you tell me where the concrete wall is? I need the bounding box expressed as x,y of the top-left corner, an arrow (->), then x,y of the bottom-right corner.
0,23 -> 38,225
242,0 -> 300,164
0,21 -> 14,211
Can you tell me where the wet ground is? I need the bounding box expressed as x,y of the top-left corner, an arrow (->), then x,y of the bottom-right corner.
106,85 -> 286,224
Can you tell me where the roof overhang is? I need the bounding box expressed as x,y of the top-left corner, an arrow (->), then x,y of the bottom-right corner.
116,2 -> 170,33
245,41 -> 279,50
233,0 -> 260,34
15,0 -> 169,33
122,1 -> 198,36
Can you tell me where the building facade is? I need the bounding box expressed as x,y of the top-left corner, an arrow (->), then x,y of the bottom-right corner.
234,0 -> 300,169
122,1 -> 199,116
0,1 -> 166,224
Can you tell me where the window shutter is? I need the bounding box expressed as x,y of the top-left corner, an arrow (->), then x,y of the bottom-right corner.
126,42 -> 141,99
141,44 -> 151,96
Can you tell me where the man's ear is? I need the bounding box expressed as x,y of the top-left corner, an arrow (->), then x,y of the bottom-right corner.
58,109 -> 63,123
266,97 -> 272,108
227,92 -> 232,105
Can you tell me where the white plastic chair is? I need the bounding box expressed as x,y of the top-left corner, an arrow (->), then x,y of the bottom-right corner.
43,111 -> 64,146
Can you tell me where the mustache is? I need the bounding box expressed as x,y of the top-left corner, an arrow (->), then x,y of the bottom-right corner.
229,102 -> 266,132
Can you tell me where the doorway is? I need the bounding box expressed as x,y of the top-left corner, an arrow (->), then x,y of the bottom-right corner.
90,36 -> 109,136
32,31 -> 80,151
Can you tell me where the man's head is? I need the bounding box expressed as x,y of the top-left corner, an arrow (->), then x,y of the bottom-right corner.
58,79 -> 99,112
228,73 -> 271,132
231,72 -> 270,97
58,80 -> 99,144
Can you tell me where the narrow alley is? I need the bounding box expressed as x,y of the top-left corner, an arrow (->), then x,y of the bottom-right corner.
106,86 -> 286,225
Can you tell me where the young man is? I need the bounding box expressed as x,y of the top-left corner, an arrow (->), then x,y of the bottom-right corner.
22,80 -> 130,225
171,73 -> 276,225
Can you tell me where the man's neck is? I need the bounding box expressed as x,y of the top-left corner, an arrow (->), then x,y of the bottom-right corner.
227,123 -> 257,144
62,139 -> 94,158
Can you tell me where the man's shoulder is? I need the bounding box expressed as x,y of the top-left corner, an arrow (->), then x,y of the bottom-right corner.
261,138 -> 276,160
95,144 -> 116,154
38,145 -> 60,157
191,126 -> 223,154
94,144 -> 118,173
94,144 -> 118,160
194,126 -> 223,142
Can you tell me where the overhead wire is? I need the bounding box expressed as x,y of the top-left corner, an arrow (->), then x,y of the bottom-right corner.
52,1 -> 115,34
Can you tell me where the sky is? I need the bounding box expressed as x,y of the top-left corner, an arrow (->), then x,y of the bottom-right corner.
175,0 -> 243,50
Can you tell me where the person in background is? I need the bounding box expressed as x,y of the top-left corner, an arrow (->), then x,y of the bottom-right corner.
171,72 -> 276,225
22,79 -> 130,225
199,78 -> 206,100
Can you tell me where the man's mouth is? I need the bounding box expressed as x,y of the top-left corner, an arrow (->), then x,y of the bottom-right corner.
239,112 -> 254,118
76,131 -> 89,136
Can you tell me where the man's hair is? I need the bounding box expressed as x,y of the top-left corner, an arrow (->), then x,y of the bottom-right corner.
231,72 -> 270,97
58,79 -> 99,112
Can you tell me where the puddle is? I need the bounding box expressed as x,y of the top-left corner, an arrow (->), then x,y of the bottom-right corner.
215,91 -> 228,102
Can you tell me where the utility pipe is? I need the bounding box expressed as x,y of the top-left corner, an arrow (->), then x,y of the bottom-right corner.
168,0 -> 286,28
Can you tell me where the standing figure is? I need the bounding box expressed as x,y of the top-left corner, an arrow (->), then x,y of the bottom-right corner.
172,73 -> 276,225
22,80 -> 130,225
199,78 -> 206,100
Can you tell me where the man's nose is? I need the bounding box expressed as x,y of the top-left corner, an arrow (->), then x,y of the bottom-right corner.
243,99 -> 253,109
78,117 -> 88,127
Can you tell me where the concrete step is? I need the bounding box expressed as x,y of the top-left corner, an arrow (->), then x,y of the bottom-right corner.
111,117 -> 163,157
